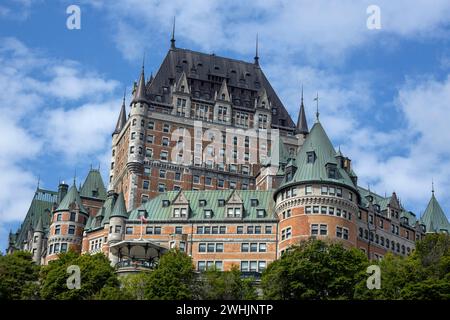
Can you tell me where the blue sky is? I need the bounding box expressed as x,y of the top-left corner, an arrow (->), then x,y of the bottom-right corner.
1,0 -> 450,252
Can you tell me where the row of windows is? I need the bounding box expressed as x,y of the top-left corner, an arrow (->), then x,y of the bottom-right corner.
54,224 -> 76,235
358,228 -> 412,254
132,119 -> 169,133
199,243 -> 223,253
279,185 -> 353,201
237,225 -> 272,234
55,212 -> 77,222
241,242 -> 267,252
305,206 -> 352,220
197,226 -> 227,234
49,242 -> 68,254
241,260 -> 267,272
89,238 -> 104,251
198,260 -> 223,271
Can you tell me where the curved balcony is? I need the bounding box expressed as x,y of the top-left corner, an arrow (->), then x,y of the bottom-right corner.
115,258 -> 158,274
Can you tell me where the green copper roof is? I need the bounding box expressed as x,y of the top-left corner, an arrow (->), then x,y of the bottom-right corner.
110,192 -> 128,219
421,193 -> 450,232
13,188 -> 57,248
80,169 -> 107,200
56,184 -> 87,213
358,187 -> 391,210
279,121 -> 357,193
128,190 -> 275,221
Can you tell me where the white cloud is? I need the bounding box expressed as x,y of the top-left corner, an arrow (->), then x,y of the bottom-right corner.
0,37 -> 121,233
86,0 -> 450,63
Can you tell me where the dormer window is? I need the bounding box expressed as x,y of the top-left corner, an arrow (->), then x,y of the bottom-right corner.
326,163 -> 338,179
173,207 -> 188,218
257,209 -> 266,218
218,199 -> 225,207
162,200 -> 170,207
204,209 -> 213,218
251,199 -> 259,207
374,204 -> 380,212
199,199 -> 207,207
307,151 -> 316,163
227,207 -> 241,218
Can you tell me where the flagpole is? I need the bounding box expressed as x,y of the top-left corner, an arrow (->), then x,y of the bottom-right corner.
139,215 -> 143,240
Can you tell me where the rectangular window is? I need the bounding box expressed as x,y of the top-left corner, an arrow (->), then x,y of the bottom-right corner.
241,261 -> 249,272
336,226 -> 343,238
321,186 -> 328,195
163,124 -> 170,133
70,212 -> 76,222
241,243 -> 249,252
160,151 -> 168,161
158,184 -> 166,192
247,226 -> 254,234
250,243 -> 258,252
219,226 -> 226,234
320,224 -> 328,235
237,226 -> 243,234
305,185 -> 313,195
154,227 -> 161,234
143,180 -> 150,190
115,225 -> 121,233
146,227 -> 153,234
61,243 -> 68,253
198,261 -> 206,271
305,206 -> 312,214
259,243 -> 267,252
162,137 -> 169,146
199,243 -> 206,253
159,169 -> 166,178
265,226 -> 272,234
55,225 -> 61,235
175,226 -> 182,234
207,243 -> 215,252
321,206 -> 327,214
336,188 -> 342,197
311,224 -> 318,236
216,243 -> 224,253
313,206 -> 319,214
126,227 -> 133,234
68,225 -> 75,235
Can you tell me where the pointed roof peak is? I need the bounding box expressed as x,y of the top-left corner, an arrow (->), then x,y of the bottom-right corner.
34,216 -> 44,233
56,183 -> 87,213
314,92 -> 320,122
110,192 -> 128,218
131,63 -> 150,105
114,89 -> 127,135
422,191 -> 450,233
296,85 -> 309,134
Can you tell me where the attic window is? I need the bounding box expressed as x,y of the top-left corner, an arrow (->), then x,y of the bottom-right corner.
221,93 -> 225,100
374,204 -> 380,212
257,209 -> 266,218
197,62 -> 203,67
199,199 -> 207,207
162,200 -> 170,207
214,66 -> 220,70
250,199 -> 259,207
230,69 -> 237,74
92,190 -> 99,197
182,59 -> 188,64
272,108 -> 277,115
218,199 -> 225,207
307,151 -> 316,163
245,72 -> 251,77
327,164 -> 337,179
204,209 -> 213,218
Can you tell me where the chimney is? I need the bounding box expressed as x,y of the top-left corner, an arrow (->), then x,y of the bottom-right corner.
57,182 -> 69,204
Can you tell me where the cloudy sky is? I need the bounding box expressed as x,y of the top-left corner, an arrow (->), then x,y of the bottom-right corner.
1,0 -> 450,252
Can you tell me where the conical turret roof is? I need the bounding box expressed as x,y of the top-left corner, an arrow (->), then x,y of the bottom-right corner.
421,192 -> 450,232
110,192 -> 128,219
55,183 -> 87,213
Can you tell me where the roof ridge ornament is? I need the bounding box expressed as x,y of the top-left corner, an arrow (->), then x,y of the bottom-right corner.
171,16 -> 176,49
254,33 -> 259,66
314,92 -> 319,122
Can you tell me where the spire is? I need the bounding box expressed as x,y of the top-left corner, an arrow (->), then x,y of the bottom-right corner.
131,60 -> 150,105
314,92 -> 320,122
170,16 -> 176,49
254,33 -> 259,66
296,85 -> 309,134
114,88 -> 127,135
432,179 -> 435,195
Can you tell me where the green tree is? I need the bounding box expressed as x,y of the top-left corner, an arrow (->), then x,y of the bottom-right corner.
40,250 -> 119,300
144,249 -> 195,299
0,251 -> 40,300
261,239 -> 368,300
120,272 -> 152,300
196,265 -> 257,300
355,234 -> 450,300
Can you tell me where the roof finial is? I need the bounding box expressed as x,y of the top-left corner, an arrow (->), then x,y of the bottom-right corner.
432,179 -> 435,195
301,84 -> 304,105
73,169 -> 77,186
171,16 -> 176,49
122,87 -> 126,105
37,175 -> 40,190
254,33 -> 259,65
314,92 -> 319,121
142,52 -> 145,72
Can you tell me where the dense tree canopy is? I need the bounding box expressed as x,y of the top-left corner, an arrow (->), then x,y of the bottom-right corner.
261,239 -> 369,299
0,251 -> 40,300
40,250 -> 119,300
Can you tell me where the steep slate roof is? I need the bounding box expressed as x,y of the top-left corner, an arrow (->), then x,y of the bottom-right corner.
146,47 -> 295,129
262,136 -> 293,168
56,184 -> 87,213
421,193 -> 450,232
358,187 -> 391,210
13,188 -> 57,248
128,190 -> 275,221
131,66 -> 150,105
110,192 -> 128,219
278,121 -> 357,193
80,169 -> 107,200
